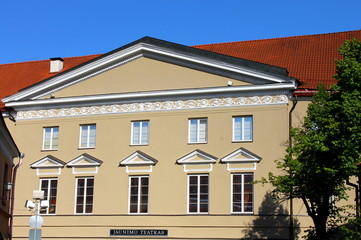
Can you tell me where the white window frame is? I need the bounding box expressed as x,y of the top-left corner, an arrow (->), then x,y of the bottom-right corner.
188,118 -> 207,144
131,121 -> 149,145
231,173 -> 254,214
232,116 -> 253,142
187,174 -> 209,214
128,176 -> 149,214
75,177 -> 94,214
79,124 -> 96,149
39,178 -> 58,215
42,127 -> 59,150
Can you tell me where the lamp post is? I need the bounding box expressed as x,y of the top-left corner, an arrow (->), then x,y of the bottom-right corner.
25,190 -> 49,240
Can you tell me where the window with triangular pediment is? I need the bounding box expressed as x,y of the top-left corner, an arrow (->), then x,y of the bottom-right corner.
30,155 -> 66,176
176,150 -> 217,172
66,154 -> 102,174
119,151 -> 157,173
220,148 -> 262,171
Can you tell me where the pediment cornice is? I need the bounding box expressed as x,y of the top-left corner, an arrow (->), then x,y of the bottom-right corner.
3,37 -> 297,105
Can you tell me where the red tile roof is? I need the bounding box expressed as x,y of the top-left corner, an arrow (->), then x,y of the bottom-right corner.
1,30 -> 360,107
0,54 -> 101,107
194,30 -> 361,91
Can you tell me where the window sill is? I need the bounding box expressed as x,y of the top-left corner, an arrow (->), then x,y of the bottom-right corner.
232,140 -> 253,143
41,149 -> 58,152
78,147 -> 95,150
187,212 -> 209,215
187,142 -> 208,145
231,212 -> 254,215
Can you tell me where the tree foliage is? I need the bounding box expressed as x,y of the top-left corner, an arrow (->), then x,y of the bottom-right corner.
269,38 -> 361,239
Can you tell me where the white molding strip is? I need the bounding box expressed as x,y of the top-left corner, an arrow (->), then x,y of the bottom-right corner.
36,168 -> 62,176
16,95 -> 288,120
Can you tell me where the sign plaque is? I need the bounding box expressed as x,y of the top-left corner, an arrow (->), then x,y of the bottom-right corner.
110,229 -> 168,236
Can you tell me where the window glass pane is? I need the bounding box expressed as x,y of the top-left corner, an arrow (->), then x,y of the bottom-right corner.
141,121 -> 149,144
189,120 -> 197,142
233,117 -> 253,141
40,179 -> 57,214
89,125 -> 96,147
198,119 -> 207,142
80,125 -> 96,148
43,128 -> 51,149
189,175 -> 208,213
76,178 -> 94,214
132,122 -> 140,144
52,127 -> 59,149
232,174 -> 253,213
129,176 -> 148,213
244,117 -> 252,140
233,118 -> 242,141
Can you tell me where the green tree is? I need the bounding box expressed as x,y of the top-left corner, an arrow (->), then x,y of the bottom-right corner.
269,38 -> 361,239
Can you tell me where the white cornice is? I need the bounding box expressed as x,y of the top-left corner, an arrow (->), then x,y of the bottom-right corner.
5,83 -> 295,108
3,42 -> 296,103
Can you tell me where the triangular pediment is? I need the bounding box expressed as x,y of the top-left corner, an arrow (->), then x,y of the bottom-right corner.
177,150 -> 217,164
220,148 -> 262,163
119,151 -> 157,166
66,153 -> 102,167
3,37 -> 296,110
31,155 -> 66,168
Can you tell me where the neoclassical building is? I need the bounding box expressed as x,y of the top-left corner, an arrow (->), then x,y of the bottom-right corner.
0,30 -> 360,240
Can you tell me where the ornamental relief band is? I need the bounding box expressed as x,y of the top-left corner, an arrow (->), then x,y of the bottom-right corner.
16,95 -> 288,120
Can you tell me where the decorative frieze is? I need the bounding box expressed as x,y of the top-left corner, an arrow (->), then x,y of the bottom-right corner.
16,95 -> 288,120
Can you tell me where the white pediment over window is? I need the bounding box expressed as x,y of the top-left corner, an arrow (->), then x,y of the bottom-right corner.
176,150 -> 217,173
119,151 -> 157,173
66,153 -> 103,174
220,148 -> 262,171
30,155 -> 66,176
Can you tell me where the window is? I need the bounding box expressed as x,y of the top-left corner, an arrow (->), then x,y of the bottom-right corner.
40,178 -> 58,214
188,118 -> 207,143
79,124 -> 96,148
188,175 -> 208,213
232,173 -> 253,213
131,121 -> 149,145
233,116 -> 253,141
75,177 -> 94,214
43,127 -> 59,150
129,176 -> 149,214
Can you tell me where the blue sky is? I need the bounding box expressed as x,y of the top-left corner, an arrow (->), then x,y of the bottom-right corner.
1,0 -> 360,64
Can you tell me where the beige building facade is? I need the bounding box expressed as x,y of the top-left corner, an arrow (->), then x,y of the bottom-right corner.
0,114 -> 21,240
2,37 -> 325,239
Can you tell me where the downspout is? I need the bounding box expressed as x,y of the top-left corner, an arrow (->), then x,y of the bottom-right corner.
9,153 -> 24,240
289,96 -> 298,240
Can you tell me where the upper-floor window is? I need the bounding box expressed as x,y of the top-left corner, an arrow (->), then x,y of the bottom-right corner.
188,174 -> 208,214
129,176 -> 149,214
232,173 -> 253,213
131,121 -> 149,145
75,177 -> 94,214
79,124 -> 96,148
43,127 -> 59,150
233,116 -> 253,142
188,118 -> 207,144
40,178 -> 58,214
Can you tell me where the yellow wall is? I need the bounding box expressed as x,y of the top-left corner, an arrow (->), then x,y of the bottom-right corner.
51,58 -> 249,98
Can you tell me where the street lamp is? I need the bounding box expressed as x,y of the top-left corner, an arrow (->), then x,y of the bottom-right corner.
25,190 -> 49,240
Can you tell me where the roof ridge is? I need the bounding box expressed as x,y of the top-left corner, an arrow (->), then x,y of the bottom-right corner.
193,29 -> 361,48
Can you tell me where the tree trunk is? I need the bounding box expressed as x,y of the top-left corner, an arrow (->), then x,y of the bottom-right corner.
312,215 -> 328,240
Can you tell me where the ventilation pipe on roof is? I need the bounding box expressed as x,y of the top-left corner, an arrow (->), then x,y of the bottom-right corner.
50,57 -> 64,73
